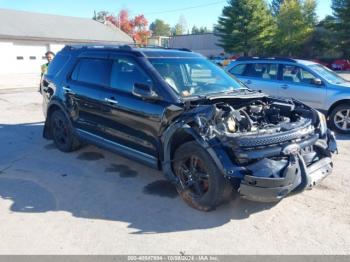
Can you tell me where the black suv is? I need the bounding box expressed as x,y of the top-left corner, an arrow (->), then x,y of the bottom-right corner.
41,45 -> 337,211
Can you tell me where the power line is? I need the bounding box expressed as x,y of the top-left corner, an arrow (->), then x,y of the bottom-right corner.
144,1 -> 226,15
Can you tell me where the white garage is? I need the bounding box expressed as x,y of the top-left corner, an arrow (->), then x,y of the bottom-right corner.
0,8 -> 133,75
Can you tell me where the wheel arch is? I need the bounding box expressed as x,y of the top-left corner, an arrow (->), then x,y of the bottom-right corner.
43,101 -> 70,139
169,129 -> 196,162
162,123 -> 226,182
327,99 -> 350,117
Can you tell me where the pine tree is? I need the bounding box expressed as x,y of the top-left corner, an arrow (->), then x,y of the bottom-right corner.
215,0 -> 275,56
275,0 -> 316,56
332,0 -> 350,57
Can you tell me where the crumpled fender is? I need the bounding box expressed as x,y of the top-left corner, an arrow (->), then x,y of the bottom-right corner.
161,105 -> 243,183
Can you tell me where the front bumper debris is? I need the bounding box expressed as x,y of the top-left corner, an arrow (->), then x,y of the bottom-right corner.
237,131 -> 337,203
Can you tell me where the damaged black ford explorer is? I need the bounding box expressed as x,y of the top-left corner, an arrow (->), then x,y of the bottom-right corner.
41,45 -> 338,211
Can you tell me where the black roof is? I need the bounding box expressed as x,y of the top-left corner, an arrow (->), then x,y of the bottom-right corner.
62,44 -> 202,58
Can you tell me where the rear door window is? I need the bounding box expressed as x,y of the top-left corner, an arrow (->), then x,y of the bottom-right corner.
245,63 -> 278,80
71,59 -> 112,87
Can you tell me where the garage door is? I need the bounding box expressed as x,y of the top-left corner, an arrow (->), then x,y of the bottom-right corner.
12,44 -> 48,74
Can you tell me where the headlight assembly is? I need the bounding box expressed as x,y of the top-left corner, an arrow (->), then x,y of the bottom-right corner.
317,111 -> 327,136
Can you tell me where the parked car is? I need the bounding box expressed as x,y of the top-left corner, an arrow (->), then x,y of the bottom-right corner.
311,59 -> 331,69
227,57 -> 350,134
210,56 -> 231,67
41,46 -> 337,211
331,59 -> 350,71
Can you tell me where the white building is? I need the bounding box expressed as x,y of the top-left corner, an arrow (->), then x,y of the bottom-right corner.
148,36 -> 170,48
0,8 -> 133,74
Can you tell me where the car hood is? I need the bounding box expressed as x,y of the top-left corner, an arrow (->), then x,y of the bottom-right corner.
332,81 -> 350,89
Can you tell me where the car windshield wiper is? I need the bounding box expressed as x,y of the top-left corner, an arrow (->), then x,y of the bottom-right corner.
201,88 -> 249,98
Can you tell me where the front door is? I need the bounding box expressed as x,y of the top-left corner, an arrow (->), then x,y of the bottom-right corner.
278,65 -> 326,110
98,56 -> 169,166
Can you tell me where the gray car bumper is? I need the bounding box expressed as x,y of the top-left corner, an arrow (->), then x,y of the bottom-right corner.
238,131 -> 337,203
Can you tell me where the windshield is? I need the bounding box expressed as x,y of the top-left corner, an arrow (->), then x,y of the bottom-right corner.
310,64 -> 347,84
149,58 -> 245,97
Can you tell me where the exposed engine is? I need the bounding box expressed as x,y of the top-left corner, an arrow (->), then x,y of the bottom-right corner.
194,98 -> 316,139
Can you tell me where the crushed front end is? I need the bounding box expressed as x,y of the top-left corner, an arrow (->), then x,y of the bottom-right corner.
190,95 -> 337,202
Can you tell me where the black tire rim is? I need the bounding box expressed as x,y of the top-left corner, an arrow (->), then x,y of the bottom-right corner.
175,155 -> 210,198
334,108 -> 350,132
52,116 -> 69,147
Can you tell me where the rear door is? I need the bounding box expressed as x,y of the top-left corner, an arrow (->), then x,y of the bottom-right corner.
229,62 -> 280,96
65,57 -> 112,136
277,64 -> 326,110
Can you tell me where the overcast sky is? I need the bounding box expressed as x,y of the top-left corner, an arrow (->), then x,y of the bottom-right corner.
0,0 -> 333,31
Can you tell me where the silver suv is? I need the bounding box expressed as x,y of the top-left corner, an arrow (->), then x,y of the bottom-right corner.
226,57 -> 350,134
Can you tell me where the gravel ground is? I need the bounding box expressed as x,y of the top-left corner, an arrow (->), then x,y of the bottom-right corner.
0,74 -> 349,255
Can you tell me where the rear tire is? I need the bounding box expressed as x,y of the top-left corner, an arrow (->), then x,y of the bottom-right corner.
172,141 -> 232,211
329,104 -> 350,134
50,110 -> 81,152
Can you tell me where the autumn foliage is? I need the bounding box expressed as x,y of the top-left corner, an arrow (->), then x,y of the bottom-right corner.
106,9 -> 151,45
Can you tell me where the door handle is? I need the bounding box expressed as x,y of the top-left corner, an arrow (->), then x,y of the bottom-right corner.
281,84 -> 289,89
63,86 -> 75,95
244,80 -> 252,85
104,97 -> 118,105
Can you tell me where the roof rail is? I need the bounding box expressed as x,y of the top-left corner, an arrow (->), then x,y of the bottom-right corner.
62,43 -> 192,52
236,56 -> 297,63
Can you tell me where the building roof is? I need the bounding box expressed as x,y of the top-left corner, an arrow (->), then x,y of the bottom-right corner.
0,8 -> 133,44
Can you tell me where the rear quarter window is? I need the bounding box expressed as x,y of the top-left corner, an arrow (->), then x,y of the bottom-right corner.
71,59 -> 112,87
47,54 -> 70,76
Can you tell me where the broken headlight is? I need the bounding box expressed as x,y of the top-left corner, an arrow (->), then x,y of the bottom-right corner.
317,111 -> 327,136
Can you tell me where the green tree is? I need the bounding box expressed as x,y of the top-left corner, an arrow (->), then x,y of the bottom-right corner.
303,0 -> 318,27
93,10 -> 112,23
192,25 -> 211,34
172,24 -> 184,35
199,26 -> 211,33
301,16 -> 339,58
192,25 -> 200,34
215,0 -> 276,56
172,15 -> 188,35
275,0 -> 316,56
332,0 -> 350,57
149,19 -> 171,36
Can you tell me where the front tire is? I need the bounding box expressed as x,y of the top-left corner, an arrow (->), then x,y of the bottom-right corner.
50,110 -> 80,152
329,104 -> 350,134
172,141 -> 232,211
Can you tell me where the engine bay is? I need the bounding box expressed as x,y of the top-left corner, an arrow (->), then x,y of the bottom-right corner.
193,97 -> 317,139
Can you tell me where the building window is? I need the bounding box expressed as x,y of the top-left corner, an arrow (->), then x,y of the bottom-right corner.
29,56 -> 36,60
16,56 -> 24,60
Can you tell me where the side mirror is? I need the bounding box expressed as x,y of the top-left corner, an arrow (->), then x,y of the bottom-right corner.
132,83 -> 160,100
312,78 -> 323,86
